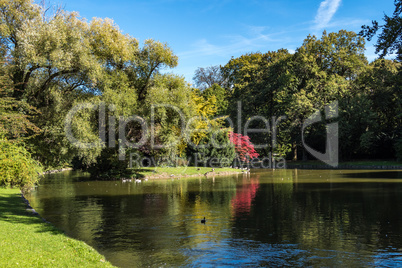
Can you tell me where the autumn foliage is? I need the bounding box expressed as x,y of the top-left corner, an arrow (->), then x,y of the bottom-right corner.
228,132 -> 259,162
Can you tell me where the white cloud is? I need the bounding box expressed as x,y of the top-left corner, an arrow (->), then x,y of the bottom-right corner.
314,0 -> 342,30
177,27 -> 292,60
325,18 -> 368,29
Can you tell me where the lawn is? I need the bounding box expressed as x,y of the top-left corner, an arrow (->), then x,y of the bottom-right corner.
133,166 -> 244,178
0,188 -> 114,267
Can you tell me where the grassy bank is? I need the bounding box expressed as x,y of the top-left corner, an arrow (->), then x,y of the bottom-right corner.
134,166 -> 244,178
0,188 -> 114,267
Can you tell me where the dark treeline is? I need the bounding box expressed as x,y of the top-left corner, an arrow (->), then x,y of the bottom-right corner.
0,0 -> 401,187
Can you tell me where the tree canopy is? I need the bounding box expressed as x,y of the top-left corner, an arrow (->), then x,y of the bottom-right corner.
1,0 -> 402,183
360,0 -> 402,60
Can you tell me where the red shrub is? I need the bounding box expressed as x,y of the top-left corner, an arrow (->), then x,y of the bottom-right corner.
228,132 -> 259,162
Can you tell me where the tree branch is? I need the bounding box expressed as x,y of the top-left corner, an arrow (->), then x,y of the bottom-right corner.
22,65 -> 40,91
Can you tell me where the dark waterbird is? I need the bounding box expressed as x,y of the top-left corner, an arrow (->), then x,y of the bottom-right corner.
201,217 -> 206,224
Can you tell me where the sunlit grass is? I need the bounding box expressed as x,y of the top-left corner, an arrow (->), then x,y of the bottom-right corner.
0,188 -> 115,267
133,166 -> 243,178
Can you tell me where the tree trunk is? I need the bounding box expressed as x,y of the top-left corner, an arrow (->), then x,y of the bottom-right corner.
12,69 -> 25,99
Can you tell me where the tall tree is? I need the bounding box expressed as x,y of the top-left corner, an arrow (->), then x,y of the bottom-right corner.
354,59 -> 401,158
193,65 -> 226,90
360,0 -> 402,159
0,0 -> 180,169
281,30 -> 367,160
221,31 -> 368,160
360,0 -> 402,60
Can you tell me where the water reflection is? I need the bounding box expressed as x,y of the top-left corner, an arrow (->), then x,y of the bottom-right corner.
231,176 -> 260,216
26,169 -> 402,267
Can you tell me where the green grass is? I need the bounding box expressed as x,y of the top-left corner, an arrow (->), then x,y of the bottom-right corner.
133,166 -> 243,178
0,188 -> 115,267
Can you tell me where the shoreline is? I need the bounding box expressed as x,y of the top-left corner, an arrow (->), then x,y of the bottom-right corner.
0,187 -> 114,267
133,166 -> 247,180
40,167 -> 73,175
142,170 -> 247,179
18,189 -> 114,266
231,160 -> 402,170
284,164 -> 402,170
39,163 -> 402,182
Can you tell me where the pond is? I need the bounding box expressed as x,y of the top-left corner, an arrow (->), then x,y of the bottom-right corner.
26,169 -> 402,267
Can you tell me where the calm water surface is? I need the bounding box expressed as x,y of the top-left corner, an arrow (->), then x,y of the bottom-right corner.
26,169 -> 402,267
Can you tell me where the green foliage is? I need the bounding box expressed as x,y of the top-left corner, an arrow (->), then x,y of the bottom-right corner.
221,31 -> 368,159
202,84 -> 229,116
222,49 -> 292,150
187,129 -> 235,167
297,30 -> 367,78
142,74 -> 194,163
131,39 -> 179,101
0,86 -> 40,141
0,0 -> 182,171
338,94 -> 377,159
0,0 -> 400,177
0,139 -> 42,189
86,148 -> 133,179
0,65 -> 43,188
356,59 -> 401,158
189,88 -> 223,146
219,30 -> 399,161
360,0 -> 402,60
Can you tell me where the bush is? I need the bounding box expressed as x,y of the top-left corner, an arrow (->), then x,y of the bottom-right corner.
187,130 -> 236,167
85,148 -> 133,179
0,139 -> 43,190
229,132 -> 259,162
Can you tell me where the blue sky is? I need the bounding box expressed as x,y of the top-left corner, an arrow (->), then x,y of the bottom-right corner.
56,0 -> 395,84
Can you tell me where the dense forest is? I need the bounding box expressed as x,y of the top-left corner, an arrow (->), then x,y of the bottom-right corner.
0,0 -> 401,187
